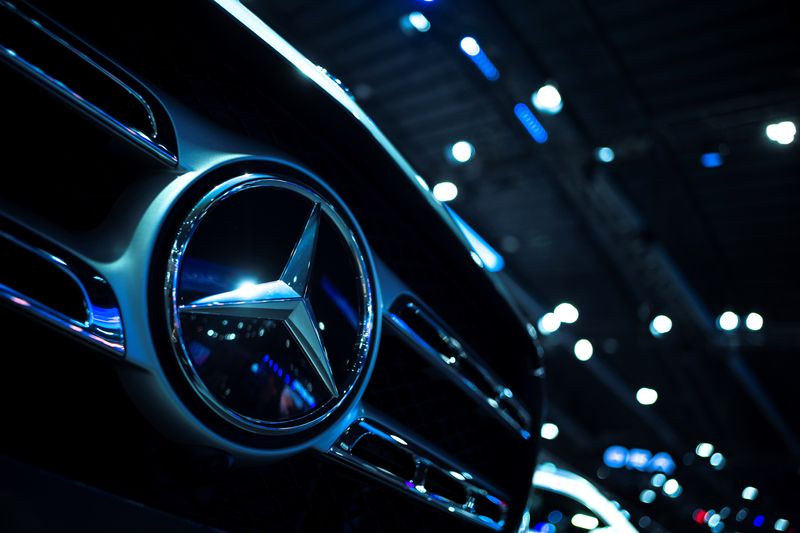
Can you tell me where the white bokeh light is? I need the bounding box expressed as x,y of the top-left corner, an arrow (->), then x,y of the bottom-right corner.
649,314 -> 673,336
554,302 -> 579,324
636,387 -> 658,406
449,140 -> 475,163
538,312 -> 561,335
574,339 -> 593,361
459,36 -> 480,56
541,422 -> 560,440
745,312 -> 763,331
532,84 -> 563,114
766,120 -> 796,145
717,311 -> 739,331
432,181 -> 458,202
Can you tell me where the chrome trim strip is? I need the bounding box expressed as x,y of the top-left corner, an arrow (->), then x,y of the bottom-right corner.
0,231 -> 125,355
0,1 -> 178,165
329,416 -> 509,531
386,299 -> 532,439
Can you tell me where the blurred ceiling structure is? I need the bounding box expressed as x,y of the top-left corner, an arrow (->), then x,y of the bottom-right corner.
247,0 -> 799,530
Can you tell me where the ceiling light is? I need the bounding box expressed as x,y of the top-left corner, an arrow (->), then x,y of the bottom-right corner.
636,387 -> 658,405
571,514 -> 600,530
649,314 -> 672,336
538,312 -> 561,335
639,489 -> 656,504
742,486 -> 758,500
449,140 -> 475,163
710,452 -> 726,469
574,339 -> 593,361
696,442 -> 714,457
514,103 -> 549,143
745,312 -> 763,331
402,11 -> 430,33
717,310 -> 739,331
596,146 -> 615,163
651,473 -> 666,487
459,37 -> 499,80
701,152 -> 724,168
775,519 -> 790,531
532,84 -> 563,114
554,302 -> 579,323
766,120 -> 796,145
541,422 -> 559,440
662,478 -> 682,498
432,181 -> 458,202
459,36 -> 480,56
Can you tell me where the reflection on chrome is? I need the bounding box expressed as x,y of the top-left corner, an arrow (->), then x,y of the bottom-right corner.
0,231 -> 125,355
387,297 -> 532,438
329,416 -> 509,531
0,1 -> 178,165
533,464 -> 638,533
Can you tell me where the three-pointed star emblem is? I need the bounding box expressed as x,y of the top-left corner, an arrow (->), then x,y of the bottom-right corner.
179,204 -> 338,397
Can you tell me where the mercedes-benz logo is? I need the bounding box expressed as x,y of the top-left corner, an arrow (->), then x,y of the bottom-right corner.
179,203 -> 339,397
165,175 -> 376,434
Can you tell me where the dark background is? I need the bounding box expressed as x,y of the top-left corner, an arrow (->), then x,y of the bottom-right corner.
247,0 -> 800,531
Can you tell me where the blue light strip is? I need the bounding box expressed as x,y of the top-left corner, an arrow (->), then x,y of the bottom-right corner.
446,207 -> 505,272
469,50 -> 500,81
514,103 -> 548,143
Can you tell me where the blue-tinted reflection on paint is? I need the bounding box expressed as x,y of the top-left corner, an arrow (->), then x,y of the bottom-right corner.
446,207 -> 505,272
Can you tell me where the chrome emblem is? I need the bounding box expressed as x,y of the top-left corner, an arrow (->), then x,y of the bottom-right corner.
165,175 -> 375,434
179,204 -> 338,397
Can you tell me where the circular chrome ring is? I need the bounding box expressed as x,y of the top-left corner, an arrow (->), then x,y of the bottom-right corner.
164,175 -> 376,435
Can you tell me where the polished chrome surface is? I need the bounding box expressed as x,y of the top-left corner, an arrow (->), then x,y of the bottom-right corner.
166,175 -> 376,434
0,230 -> 125,355
0,1 -> 177,165
386,298 -> 532,439
179,203 -> 338,397
329,416 -> 509,531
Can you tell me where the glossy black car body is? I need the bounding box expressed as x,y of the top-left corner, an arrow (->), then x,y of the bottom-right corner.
0,2 -> 544,531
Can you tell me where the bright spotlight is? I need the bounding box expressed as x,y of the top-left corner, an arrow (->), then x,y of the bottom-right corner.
662,478 -> 681,498
459,36 -> 480,56
570,514 -> 600,530
596,146 -> 615,163
766,120 -> 796,145
745,312 -> 763,331
574,339 -> 593,361
541,422 -> 559,440
449,140 -> 475,163
695,442 -> 714,458
636,387 -> 658,406
649,314 -> 672,336
432,181 -> 458,202
741,486 -> 758,500
717,311 -> 739,331
532,84 -> 563,114
402,11 -> 431,33
554,302 -> 579,324
538,312 -> 561,335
